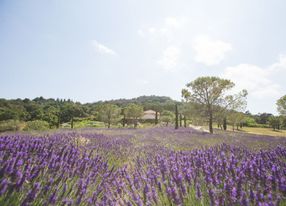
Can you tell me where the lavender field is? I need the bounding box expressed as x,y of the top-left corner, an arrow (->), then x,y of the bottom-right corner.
1,127 -> 286,206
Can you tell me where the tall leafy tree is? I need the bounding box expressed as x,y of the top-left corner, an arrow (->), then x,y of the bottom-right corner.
254,113 -> 273,124
268,116 -> 283,131
277,95 -> 286,116
0,108 -> 18,121
24,102 -> 44,121
160,110 -> 175,126
227,111 -> 245,131
43,105 -> 60,128
175,104 -> 179,129
98,104 -> 121,128
124,103 -> 143,128
60,102 -> 85,128
182,76 -> 247,134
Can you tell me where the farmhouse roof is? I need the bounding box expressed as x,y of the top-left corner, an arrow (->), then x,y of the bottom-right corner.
141,110 -> 160,120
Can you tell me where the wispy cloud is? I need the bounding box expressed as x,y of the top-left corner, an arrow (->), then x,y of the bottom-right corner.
91,40 -> 117,56
157,46 -> 180,71
192,35 -> 232,66
138,17 -> 186,71
222,55 -> 286,100
137,16 -> 187,41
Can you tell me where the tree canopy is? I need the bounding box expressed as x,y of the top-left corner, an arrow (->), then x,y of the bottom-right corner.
277,95 -> 286,116
124,103 -> 144,128
98,104 -> 121,128
182,76 -> 248,133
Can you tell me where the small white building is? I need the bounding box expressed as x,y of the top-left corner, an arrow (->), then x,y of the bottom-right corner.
141,110 -> 160,120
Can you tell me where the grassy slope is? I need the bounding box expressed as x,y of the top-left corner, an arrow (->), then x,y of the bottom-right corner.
240,127 -> 286,137
202,124 -> 286,137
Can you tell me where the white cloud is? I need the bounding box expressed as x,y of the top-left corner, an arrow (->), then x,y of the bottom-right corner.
91,40 -> 117,56
223,64 -> 281,99
137,79 -> 149,85
222,54 -> 286,101
269,54 -> 286,73
138,18 -> 232,70
138,17 -> 187,71
137,16 -> 186,41
192,35 -> 232,66
165,17 -> 185,29
137,29 -> 145,37
157,46 -> 180,71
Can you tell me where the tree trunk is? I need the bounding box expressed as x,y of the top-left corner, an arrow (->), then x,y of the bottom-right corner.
122,115 -> 126,127
223,117 -> 227,131
71,117 -> 74,129
175,104 -> 179,129
209,112 -> 213,134
122,109 -> 126,127
57,117 -> 60,129
184,116 -> 187,128
179,114 -> 182,127
108,121 -> 111,128
155,111 -> 158,125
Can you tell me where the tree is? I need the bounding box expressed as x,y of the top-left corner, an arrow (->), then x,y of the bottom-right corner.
182,76 -> 247,134
244,116 -> 257,127
227,111 -> 245,131
60,102 -> 85,128
179,102 -> 206,126
124,103 -> 143,128
268,116 -> 282,131
160,110 -> 175,126
0,108 -> 18,121
42,106 -> 60,128
277,95 -> 286,116
254,113 -> 273,125
121,108 -> 126,127
180,103 -> 191,128
98,104 -> 121,128
282,117 -> 286,129
175,104 -> 179,129
223,117 -> 227,130
24,102 -> 44,121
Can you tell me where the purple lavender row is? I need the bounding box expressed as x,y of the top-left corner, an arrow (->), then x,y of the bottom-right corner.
0,129 -> 286,205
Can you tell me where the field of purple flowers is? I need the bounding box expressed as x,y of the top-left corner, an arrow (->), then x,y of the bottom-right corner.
0,127 -> 286,205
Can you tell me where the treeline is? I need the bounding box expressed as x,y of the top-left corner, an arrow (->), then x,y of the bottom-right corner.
0,97 -> 86,130
224,111 -> 286,131
1,89 -> 286,132
0,96 -> 178,131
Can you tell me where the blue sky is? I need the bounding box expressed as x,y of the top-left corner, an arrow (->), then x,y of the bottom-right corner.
0,0 -> 286,114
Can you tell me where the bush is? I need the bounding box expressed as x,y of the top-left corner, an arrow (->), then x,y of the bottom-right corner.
244,117 -> 259,127
24,120 -> 50,131
255,123 -> 270,128
0,120 -> 24,132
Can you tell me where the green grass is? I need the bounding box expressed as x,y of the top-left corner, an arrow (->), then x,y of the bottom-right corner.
240,126 -> 286,137
201,124 -> 286,137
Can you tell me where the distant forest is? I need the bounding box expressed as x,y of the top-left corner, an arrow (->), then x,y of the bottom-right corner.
0,96 -> 177,129
0,95 -> 280,130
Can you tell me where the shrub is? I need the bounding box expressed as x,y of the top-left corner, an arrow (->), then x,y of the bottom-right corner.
0,120 -> 24,132
71,120 -> 106,128
24,120 -> 50,131
244,117 -> 258,127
